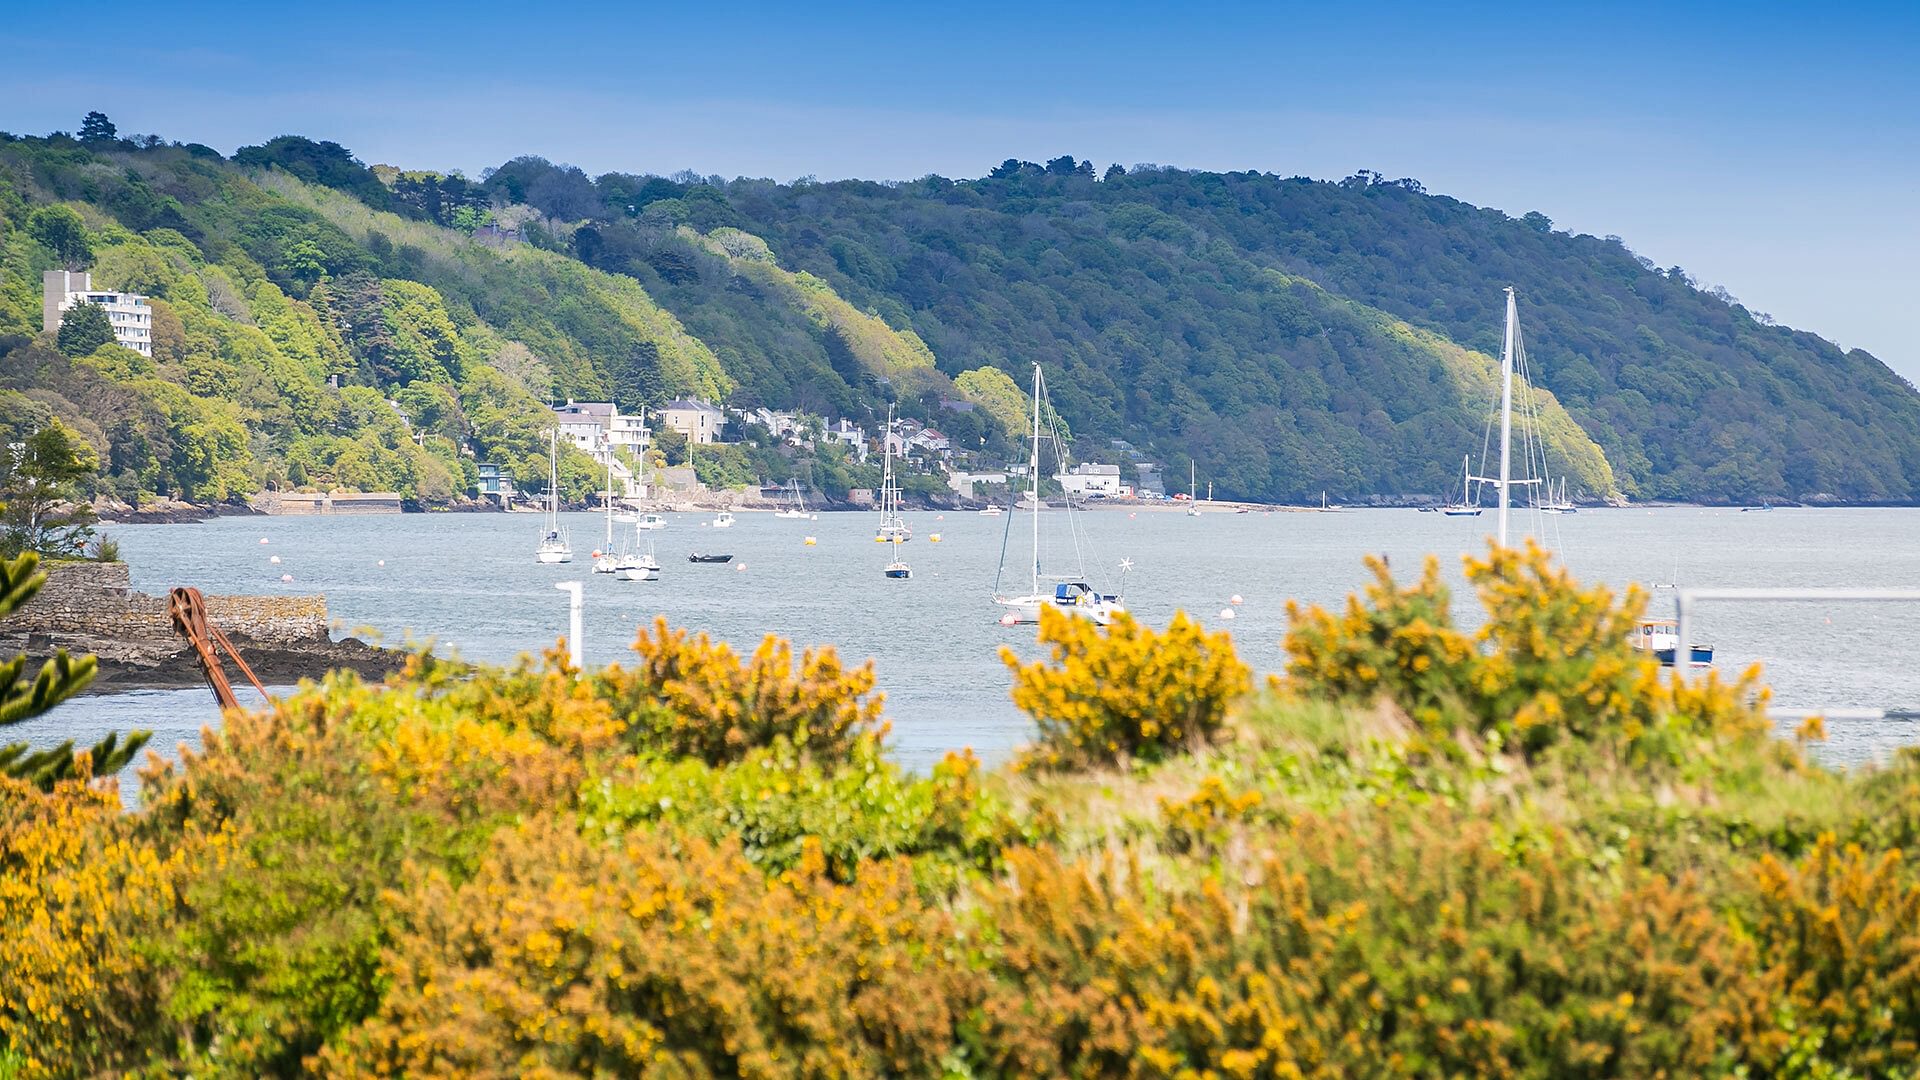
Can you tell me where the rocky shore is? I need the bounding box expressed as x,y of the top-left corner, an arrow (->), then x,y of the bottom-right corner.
2,561 -> 410,694
4,629 -> 407,693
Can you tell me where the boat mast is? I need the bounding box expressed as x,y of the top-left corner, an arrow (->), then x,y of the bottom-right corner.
1497,286 -> 1517,547
1030,363 -> 1042,597
549,425 -> 560,529
604,455 -> 613,547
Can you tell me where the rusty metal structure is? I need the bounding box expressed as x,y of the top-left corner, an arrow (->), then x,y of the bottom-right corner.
168,587 -> 268,709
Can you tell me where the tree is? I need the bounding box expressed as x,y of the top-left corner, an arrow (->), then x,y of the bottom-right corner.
1521,210 -> 1554,233
55,301 -> 114,357
27,205 -> 92,268
0,552 -> 149,788
77,111 -> 117,144
0,420 -> 100,559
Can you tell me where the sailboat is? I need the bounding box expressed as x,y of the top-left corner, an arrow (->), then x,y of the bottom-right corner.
774,478 -> 814,519
875,407 -> 911,543
1467,286 -> 1547,546
534,425 -> 573,564
617,539 -> 659,581
1540,477 -> 1578,515
1185,461 -> 1201,516
992,363 -> 1125,625
593,458 -> 619,573
1442,454 -> 1483,516
883,527 -> 911,579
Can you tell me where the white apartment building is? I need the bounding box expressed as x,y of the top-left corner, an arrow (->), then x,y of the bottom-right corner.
44,270 -> 152,356
1057,462 -> 1125,496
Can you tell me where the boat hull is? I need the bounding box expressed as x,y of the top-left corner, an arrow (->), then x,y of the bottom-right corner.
995,594 -> 1124,626
535,550 -> 572,564
884,566 -> 912,579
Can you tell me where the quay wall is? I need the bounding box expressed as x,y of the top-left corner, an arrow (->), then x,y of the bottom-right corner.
3,561 -> 329,645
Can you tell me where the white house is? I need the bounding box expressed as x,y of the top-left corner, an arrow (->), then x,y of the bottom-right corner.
909,427 -> 952,458
1057,462 -> 1124,497
823,419 -> 868,461
551,400 -> 650,497
748,407 -> 803,440
660,398 -> 727,445
44,270 -> 152,356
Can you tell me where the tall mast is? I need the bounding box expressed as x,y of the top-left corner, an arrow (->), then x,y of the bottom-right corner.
1497,286 -> 1517,547
1030,363 -> 1042,596
604,453 -> 613,546
549,424 -> 559,527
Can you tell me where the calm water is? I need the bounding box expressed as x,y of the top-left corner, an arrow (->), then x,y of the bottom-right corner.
18,506 -> 1920,798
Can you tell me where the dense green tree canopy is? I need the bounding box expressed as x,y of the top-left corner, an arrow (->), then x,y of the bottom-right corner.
3,125 -> 1917,505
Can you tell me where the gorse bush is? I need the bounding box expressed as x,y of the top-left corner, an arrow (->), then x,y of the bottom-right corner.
1285,541 -> 1771,763
11,547 -> 1920,1077
598,616 -> 886,764
1002,606 -> 1252,769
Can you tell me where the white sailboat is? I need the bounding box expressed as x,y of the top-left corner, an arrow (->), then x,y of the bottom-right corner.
1186,461 -> 1201,516
1468,287 -> 1547,546
617,539 -> 660,581
534,425 -> 573,564
592,458 -> 619,573
875,407 -> 911,543
1442,454 -> 1483,516
774,478 -> 814,519
993,363 -> 1125,625
1539,477 -> 1578,515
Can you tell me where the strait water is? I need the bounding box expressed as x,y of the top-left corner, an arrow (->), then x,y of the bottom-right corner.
17,506 -> 1920,798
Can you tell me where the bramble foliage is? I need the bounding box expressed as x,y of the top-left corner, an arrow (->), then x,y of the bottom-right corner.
1002,606 -> 1251,768
1285,540 -> 1771,763
13,552 -> 1920,1075
597,616 -> 886,764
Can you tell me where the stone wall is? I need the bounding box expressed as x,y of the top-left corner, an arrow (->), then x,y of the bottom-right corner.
256,491 -> 403,515
2,561 -> 329,645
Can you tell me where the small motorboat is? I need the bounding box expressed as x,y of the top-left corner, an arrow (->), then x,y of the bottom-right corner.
636,513 -> 667,530
978,505 -> 1004,516
689,552 -> 734,564
712,510 -> 736,529
884,560 -> 912,580
1630,618 -> 1713,668
1741,501 -> 1775,513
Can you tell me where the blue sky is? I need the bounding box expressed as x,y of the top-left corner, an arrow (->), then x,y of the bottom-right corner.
6,0 -> 1917,381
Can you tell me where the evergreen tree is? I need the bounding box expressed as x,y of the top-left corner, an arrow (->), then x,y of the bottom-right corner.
77,110 -> 117,144
54,300 -> 113,357
0,552 -> 149,789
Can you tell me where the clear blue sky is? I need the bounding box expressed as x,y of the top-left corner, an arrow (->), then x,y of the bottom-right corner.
6,0 -> 1917,382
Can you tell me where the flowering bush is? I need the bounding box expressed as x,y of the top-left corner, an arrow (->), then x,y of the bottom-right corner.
8,558 -> 1920,1076
598,616 -> 887,764
1002,606 -> 1252,768
1285,541 -> 1771,762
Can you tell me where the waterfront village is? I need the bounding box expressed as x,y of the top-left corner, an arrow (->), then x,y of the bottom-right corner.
463,396 -> 1173,514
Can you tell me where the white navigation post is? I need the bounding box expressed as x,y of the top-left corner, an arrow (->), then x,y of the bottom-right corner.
554,580 -> 583,669
1497,285 -> 1517,548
